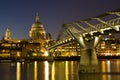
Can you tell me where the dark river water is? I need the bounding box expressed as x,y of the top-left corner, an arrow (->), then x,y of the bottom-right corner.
0,59 -> 120,80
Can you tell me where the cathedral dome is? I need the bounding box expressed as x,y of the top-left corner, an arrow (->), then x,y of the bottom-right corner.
31,23 -> 44,31
32,22 -> 43,28
31,13 -> 45,31
29,13 -> 46,40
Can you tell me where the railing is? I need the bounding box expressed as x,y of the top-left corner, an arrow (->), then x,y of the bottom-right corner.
48,14 -> 120,50
86,18 -> 120,34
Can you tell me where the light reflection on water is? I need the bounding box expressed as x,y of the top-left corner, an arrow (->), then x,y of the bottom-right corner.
0,60 -> 120,80
16,62 -> 21,80
34,61 -> 37,80
44,61 -> 49,80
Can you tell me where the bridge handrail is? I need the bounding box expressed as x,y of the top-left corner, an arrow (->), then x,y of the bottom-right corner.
48,36 -> 74,49
85,17 -> 120,33
48,15 -> 120,50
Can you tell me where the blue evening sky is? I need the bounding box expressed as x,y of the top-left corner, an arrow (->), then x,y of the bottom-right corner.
0,0 -> 120,39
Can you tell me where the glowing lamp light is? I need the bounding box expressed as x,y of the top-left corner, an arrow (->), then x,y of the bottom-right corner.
101,46 -> 105,49
17,52 -> 21,57
116,53 -> 120,56
32,53 -> 37,56
115,25 -> 120,31
44,51 -> 49,56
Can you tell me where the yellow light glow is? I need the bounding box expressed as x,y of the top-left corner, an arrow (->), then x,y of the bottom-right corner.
34,61 -> 37,80
44,51 -> 49,56
17,52 -> 21,57
107,61 -> 111,80
79,36 -> 85,47
107,60 -> 111,72
101,46 -> 105,49
101,61 -> 106,72
117,53 -> 120,56
109,33 -> 111,36
116,60 -> 120,72
115,25 -> 120,31
44,61 -> 49,80
100,29 -> 104,34
16,62 -> 21,80
65,61 -> 68,80
33,53 -> 37,56
94,36 -> 100,47
52,63 -> 55,80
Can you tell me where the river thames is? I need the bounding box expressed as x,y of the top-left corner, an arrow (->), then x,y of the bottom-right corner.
0,59 -> 120,80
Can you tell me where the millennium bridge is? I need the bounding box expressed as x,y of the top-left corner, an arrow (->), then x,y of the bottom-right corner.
48,9 -> 120,72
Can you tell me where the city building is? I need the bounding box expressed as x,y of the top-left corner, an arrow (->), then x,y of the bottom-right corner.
1,13 -> 120,58
29,13 -> 47,40
28,13 -> 51,56
97,35 -> 120,56
0,13 -> 52,58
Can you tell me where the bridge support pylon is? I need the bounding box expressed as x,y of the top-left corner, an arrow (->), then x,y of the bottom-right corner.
79,36 -> 101,73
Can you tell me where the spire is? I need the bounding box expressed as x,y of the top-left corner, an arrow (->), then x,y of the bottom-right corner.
4,27 -> 11,40
35,12 -> 40,23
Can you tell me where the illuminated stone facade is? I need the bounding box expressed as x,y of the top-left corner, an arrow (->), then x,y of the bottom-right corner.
97,36 -> 120,56
4,27 -> 11,40
29,13 -> 46,40
29,13 -> 51,54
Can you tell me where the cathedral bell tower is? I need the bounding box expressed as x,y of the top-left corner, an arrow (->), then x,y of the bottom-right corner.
4,27 -> 11,40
